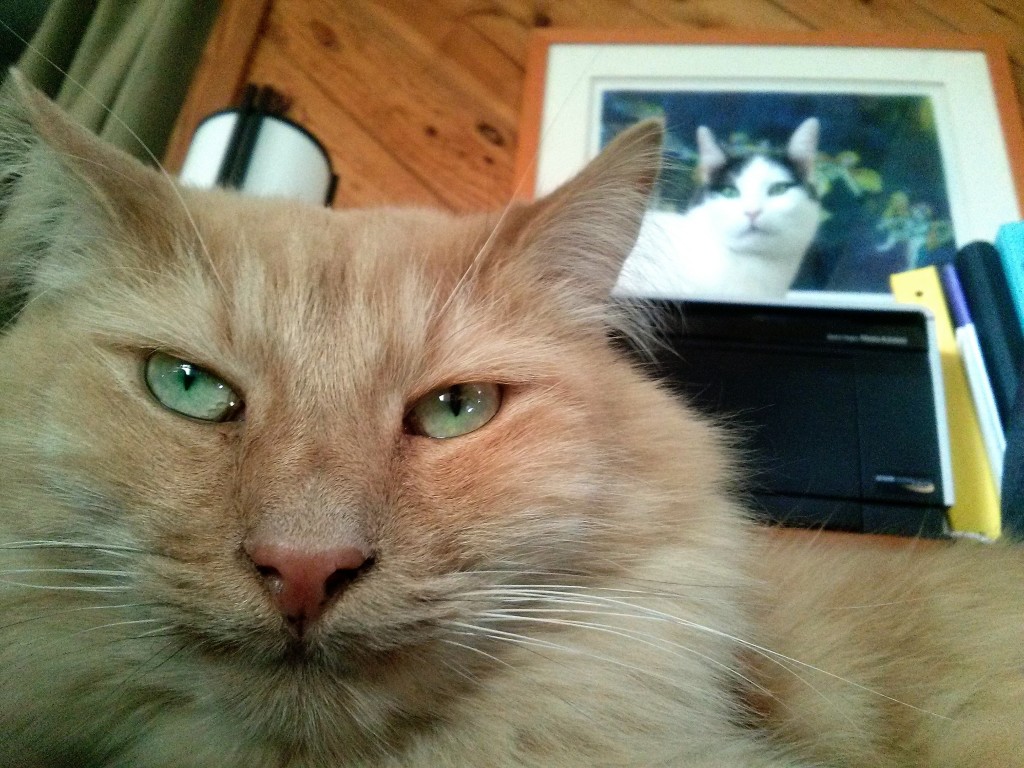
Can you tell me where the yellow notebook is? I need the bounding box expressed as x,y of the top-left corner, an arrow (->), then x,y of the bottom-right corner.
890,267 -> 1000,539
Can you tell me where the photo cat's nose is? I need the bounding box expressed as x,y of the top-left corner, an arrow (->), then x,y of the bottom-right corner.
245,542 -> 372,634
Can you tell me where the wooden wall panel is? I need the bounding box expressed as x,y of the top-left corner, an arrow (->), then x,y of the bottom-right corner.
249,0 -> 520,209
770,0 -> 950,30
911,0 -> 1024,87
623,1 -> 807,30
374,1 -> 524,114
168,0 -> 1024,214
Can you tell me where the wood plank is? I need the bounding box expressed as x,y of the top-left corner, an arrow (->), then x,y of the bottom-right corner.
980,0 -> 1024,27
910,0 -> 1024,62
538,0 -> 664,27
362,1 -> 518,124
627,0 -> 810,30
247,0 -> 518,211
462,0 -> 547,64
372,0 -> 526,111
163,0 -> 271,171
446,0 -> 811,74
453,0 -> 672,68
770,0 -> 956,30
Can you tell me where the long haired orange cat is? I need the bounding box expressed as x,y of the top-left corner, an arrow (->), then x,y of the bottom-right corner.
1,75 -> 1022,767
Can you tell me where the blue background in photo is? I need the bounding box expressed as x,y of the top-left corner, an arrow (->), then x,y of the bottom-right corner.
601,90 -> 955,293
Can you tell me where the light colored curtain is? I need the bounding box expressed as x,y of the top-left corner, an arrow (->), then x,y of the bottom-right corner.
14,0 -> 219,163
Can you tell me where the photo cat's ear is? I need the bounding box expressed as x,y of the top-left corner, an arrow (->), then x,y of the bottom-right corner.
504,118 -> 663,314
786,117 -> 820,179
0,70 -> 177,324
695,126 -> 728,182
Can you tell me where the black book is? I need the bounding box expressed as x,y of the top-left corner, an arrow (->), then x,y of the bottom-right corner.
955,240 -> 1024,536
952,241 -> 1024,427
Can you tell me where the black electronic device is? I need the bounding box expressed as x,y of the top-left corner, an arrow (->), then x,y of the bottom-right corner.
620,299 -> 952,537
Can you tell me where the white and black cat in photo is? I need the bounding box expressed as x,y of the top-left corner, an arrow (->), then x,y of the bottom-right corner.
615,117 -> 822,300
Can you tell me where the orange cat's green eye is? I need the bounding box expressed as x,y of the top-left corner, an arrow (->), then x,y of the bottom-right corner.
145,352 -> 243,423
406,383 -> 501,439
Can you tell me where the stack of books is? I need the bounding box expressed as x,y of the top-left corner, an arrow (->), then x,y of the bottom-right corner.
892,222 -> 1024,540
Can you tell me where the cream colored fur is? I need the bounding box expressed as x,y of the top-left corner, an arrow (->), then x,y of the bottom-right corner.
0,76 -> 1022,767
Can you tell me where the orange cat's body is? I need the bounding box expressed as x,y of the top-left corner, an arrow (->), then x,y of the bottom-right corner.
1,76 -> 1023,767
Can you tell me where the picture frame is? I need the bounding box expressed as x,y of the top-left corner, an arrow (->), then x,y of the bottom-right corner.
516,30 -> 1024,301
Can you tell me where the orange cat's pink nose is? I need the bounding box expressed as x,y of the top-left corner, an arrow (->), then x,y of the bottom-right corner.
245,543 -> 372,635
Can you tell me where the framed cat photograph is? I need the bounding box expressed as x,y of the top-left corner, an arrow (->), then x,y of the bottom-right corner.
517,30 -> 1024,303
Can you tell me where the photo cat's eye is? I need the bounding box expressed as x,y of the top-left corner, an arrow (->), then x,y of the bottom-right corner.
406,383 -> 501,439
713,184 -> 740,198
767,181 -> 797,196
144,351 -> 243,422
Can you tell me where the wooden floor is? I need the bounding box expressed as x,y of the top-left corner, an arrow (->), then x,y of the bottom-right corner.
167,0 -> 1024,213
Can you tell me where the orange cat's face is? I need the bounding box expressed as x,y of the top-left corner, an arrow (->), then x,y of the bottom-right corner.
0,79 -> 739,761
21,194 -> 660,647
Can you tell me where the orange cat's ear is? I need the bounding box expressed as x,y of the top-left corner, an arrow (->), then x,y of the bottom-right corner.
1,69 -> 173,235
507,119 -> 663,314
0,70 -> 176,325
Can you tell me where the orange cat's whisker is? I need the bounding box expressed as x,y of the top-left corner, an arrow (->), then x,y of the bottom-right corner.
0,602 -> 157,633
0,579 -> 128,593
0,540 -> 144,555
446,618 -> 722,693
438,638 -> 513,671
